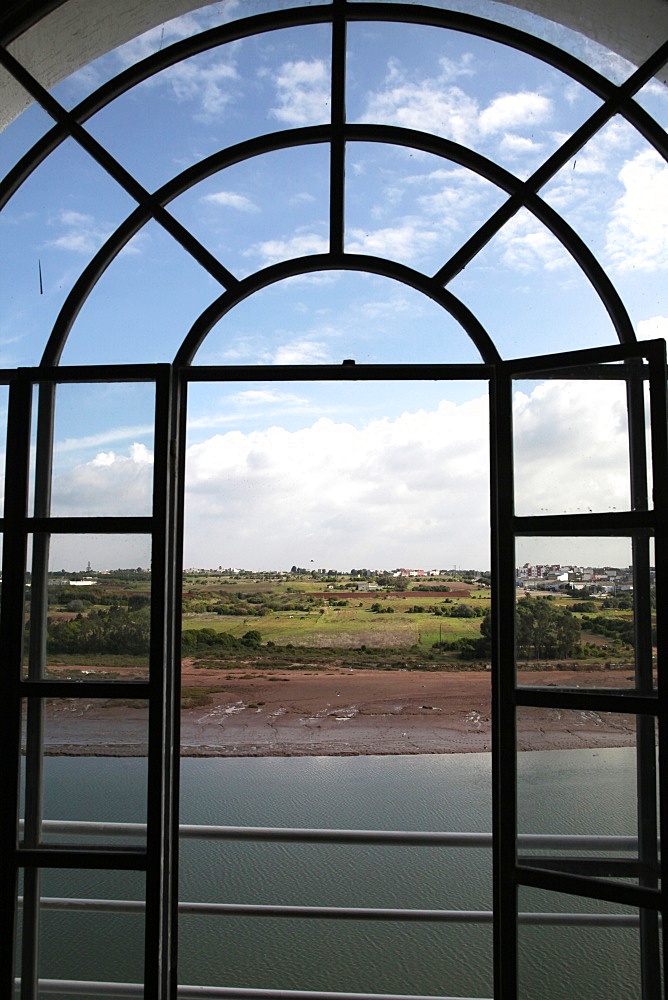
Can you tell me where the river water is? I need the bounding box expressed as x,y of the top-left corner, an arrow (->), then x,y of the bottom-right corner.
30,749 -> 642,999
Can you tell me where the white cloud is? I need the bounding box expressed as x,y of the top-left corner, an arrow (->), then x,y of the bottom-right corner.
360,59 -> 551,158
361,77 -> 478,144
179,380 -> 635,569
499,134 -> 544,157
269,59 -> 330,126
232,389 -> 305,406
51,443 -> 154,516
163,59 -> 239,118
478,92 -> 551,134
113,15 -> 239,118
187,390 -> 312,429
247,231 -> 328,266
497,210 -> 573,272
49,210 -> 112,255
272,339 -> 331,364
54,425 -> 154,454
606,150 -> 668,272
49,382 -> 638,569
513,379 -> 630,516
346,222 -> 439,261
114,7 -> 243,66
565,118 -> 636,176
183,395 -> 491,568
637,315 -> 668,341
202,190 -> 259,212
414,167 -> 492,226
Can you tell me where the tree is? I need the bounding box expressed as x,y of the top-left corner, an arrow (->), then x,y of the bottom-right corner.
515,597 -> 580,659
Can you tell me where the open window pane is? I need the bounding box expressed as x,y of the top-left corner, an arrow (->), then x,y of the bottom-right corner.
517,887 -> 646,1000
23,534 -> 152,682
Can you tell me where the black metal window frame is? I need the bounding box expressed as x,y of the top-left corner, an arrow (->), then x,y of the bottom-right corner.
0,2 -> 667,999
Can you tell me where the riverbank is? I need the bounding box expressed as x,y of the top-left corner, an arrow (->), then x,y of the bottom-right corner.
37,666 -> 639,756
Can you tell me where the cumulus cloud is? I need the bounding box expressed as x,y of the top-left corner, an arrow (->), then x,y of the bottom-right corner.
50,210 -> 112,255
271,339 -> 331,364
346,222 -> 440,261
637,315 -> 668,341
162,59 -> 239,118
496,210 -> 574,272
478,92 -> 551,134
247,231 -> 329,266
269,59 -> 330,126
414,167 -> 494,227
49,380 -> 638,569
51,443 -> 154,517
202,190 -> 259,212
359,58 -> 551,156
499,134 -> 544,157
513,379 -> 630,517
361,76 -> 478,143
606,150 -> 668,272
183,395 -> 491,568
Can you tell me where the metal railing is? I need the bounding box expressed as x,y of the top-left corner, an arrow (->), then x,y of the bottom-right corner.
15,820 -> 652,1000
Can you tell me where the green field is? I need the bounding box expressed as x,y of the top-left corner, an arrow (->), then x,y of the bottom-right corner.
40,569 -> 644,668
182,605 -> 485,649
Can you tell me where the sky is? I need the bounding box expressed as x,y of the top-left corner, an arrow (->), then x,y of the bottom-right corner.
0,0 -> 666,571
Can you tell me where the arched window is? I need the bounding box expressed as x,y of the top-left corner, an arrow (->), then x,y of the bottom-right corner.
1,3 -> 667,998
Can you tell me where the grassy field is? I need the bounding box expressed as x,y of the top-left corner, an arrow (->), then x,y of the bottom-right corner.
182,605 -> 485,648
42,570 -> 643,667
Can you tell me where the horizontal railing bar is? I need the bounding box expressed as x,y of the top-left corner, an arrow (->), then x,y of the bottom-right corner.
18,820 -> 641,852
9,981 -> 489,1000
19,896 -> 645,926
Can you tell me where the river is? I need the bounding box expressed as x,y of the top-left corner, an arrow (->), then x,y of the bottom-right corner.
28,749 -> 641,998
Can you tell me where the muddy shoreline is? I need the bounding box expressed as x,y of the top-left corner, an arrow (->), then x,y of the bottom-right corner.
36,667 -> 639,757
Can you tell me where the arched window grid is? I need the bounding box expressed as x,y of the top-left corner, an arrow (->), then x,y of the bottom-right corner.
0,6 -> 666,366
0,4 -> 667,1000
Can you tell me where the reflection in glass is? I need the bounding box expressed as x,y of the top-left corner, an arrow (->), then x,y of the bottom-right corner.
17,868 -> 146,984
517,887 -> 642,1000
46,381 -> 156,517
23,534 -> 153,681
20,701 -> 149,832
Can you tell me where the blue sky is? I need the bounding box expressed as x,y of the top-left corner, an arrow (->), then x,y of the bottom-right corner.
0,1 -> 666,569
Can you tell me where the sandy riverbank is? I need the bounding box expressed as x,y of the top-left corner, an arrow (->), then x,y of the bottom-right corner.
38,666 -> 639,756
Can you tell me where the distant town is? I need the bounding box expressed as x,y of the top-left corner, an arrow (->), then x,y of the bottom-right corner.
36,561 -> 642,594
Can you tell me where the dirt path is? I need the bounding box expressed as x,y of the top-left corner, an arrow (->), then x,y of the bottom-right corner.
39,666 -> 639,756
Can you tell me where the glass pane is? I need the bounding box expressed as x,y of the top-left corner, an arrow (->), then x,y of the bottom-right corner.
447,208 -> 620,358
180,913 -> 492,995
20,701 -> 149,845
41,381 -> 156,518
57,219 -> 220,366
540,118 -> 668,341
85,24 -> 332,189
344,142 -> 507,272
16,869 -> 145,987
634,80 -> 668,132
515,537 -> 655,691
0,138 -> 137,369
352,2 -> 643,82
518,887 -> 645,1000
516,724 -> 660,886
169,144 -> 330,280
513,374 -> 637,517
193,273 -> 484,365
346,22 -> 601,178
23,534 -> 152,681
0,99 -> 54,176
